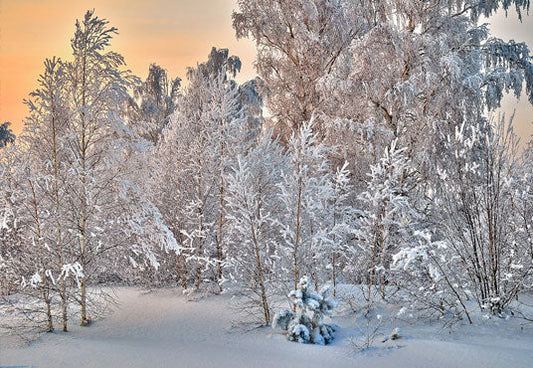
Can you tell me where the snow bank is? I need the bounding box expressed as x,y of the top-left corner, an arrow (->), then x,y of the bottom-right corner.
1,287 -> 532,368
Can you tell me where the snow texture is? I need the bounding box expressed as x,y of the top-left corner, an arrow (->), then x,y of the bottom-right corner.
2,287 -> 533,368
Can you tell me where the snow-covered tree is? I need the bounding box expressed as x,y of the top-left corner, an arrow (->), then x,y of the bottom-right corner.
22,56 -> 73,332
3,2 -> 532,343
126,63 -> 181,144
233,0 -> 356,136
328,161 -> 358,297
234,0 -> 533,193
152,48 -> 248,291
224,132 -> 287,325
0,149 -> 25,296
237,77 -> 264,142
278,121 -> 334,290
435,117 -> 532,313
350,139 -> 419,301
62,10 -> 146,326
1,11 -> 175,333
0,146 -> 58,333
393,116 -> 532,320
273,276 -> 338,345
276,121 -> 358,292
392,230 -> 474,323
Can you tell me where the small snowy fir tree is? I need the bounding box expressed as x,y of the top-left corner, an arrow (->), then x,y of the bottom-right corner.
273,276 -> 338,345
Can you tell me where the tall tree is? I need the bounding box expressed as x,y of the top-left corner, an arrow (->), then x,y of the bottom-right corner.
24,57 -> 72,331
153,48 -> 253,291
126,63 -> 181,144
225,131 -> 287,325
234,0 -> 533,183
63,10 -> 168,325
233,0 -> 357,136
352,139 -> 418,301
278,121 -> 334,290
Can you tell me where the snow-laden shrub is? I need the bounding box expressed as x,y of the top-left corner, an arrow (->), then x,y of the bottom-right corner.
273,276 -> 338,345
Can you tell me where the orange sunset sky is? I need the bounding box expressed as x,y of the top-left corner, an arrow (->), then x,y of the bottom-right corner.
0,0 -> 532,142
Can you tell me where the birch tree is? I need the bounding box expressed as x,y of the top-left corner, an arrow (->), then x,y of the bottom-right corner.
23,57 -> 72,331
393,117 -> 532,320
62,10 -> 164,325
126,63 -> 181,144
351,139 -> 419,301
435,117 -> 532,313
0,147 -> 57,333
225,132 -> 287,324
278,121 -> 334,290
234,0 -> 533,184
153,48 -> 248,291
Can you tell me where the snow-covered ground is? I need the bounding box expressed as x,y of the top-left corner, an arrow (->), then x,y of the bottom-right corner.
1,287 -> 532,367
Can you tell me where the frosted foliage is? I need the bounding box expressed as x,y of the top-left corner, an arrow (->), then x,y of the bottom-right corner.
345,139 -> 418,299
149,47 -> 261,288
2,1 -> 533,342
234,0 -> 533,182
0,11 -> 171,332
273,276 -> 338,345
431,118 -> 532,313
224,132 -> 287,324
391,117 -> 532,320
277,121 -> 343,288
126,63 -> 181,144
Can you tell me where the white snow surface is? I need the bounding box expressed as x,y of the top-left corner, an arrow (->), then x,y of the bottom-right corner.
1,287 -> 532,367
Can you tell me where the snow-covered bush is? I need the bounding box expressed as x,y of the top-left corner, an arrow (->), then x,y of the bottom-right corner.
391,117 -> 532,320
273,276 -> 338,345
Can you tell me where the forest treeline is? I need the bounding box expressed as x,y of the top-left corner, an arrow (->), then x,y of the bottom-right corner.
1,0 -> 532,334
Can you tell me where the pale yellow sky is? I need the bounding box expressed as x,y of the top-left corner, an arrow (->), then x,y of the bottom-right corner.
0,0 -> 256,134
0,0 -> 531,143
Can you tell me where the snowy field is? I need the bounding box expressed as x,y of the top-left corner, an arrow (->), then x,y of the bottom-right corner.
1,287 -> 532,368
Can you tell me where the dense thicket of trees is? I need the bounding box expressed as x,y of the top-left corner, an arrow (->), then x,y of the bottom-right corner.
1,2 -> 532,335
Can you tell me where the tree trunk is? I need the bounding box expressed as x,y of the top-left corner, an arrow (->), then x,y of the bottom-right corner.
80,194 -> 88,326
79,53 -> 89,326
176,230 -> 188,290
250,217 -> 270,326
367,216 -> 381,302
378,228 -> 387,300
216,125 -> 225,292
332,251 -> 337,297
332,199 -> 338,297
194,214 -> 204,291
29,180 -> 54,332
50,102 -> 67,332
217,174 -> 224,292
294,174 -> 303,290
194,164 -> 204,291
